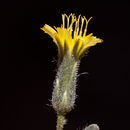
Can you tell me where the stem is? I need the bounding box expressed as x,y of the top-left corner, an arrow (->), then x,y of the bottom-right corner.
56,114 -> 66,130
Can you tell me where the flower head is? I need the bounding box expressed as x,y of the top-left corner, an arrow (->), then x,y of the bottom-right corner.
41,14 -> 103,62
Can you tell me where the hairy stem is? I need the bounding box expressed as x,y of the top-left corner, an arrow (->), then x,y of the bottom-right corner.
56,114 -> 66,130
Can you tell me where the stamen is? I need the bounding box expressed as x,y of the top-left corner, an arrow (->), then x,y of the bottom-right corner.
79,17 -> 85,36
62,14 -> 65,28
68,13 -> 73,30
64,14 -> 69,29
69,14 -> 76,31
64,14 -> 68,28
83,17 -> 92,36
62,14 -> 92,38
74,15 -> 81,37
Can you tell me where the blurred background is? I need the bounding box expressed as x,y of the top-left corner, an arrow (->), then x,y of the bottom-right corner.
1,0 -> 130,130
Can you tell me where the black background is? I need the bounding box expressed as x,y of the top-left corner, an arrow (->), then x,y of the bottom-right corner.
1,0 -> 130,130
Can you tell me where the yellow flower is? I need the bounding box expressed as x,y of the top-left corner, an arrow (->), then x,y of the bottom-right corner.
41,14 -> 103,61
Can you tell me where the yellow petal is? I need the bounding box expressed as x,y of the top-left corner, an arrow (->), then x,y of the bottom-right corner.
74,38 -> 83,55
84,34 -> 103,48
56,27 -> 73,52
41,24 -> 56,39
76,34 -> 103,59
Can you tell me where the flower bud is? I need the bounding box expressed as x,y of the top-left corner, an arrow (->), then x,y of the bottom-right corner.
83,124 -> 99,130
52,53 -> 79,114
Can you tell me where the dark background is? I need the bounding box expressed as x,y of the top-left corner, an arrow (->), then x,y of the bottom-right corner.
1,0 -> 130,130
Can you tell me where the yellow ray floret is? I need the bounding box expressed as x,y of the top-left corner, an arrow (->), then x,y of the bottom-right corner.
41,14 -> 103,60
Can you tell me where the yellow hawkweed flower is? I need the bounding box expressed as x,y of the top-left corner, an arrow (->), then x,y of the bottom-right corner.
41,14 -> 103,61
